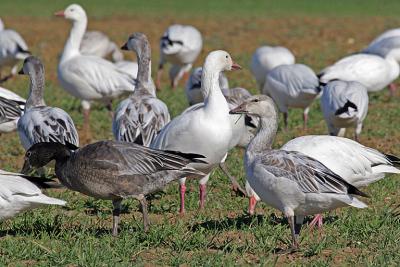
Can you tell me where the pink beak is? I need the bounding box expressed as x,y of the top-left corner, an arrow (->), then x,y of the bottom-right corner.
54,10 -> 65,17
231,61 -> 242,71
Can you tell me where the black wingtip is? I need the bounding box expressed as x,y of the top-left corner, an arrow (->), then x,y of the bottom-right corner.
348,184 -> 370,198
20,175 -> 64,189
65,141 -> 79,151
164,150 -> 208,164
385,154 -> 400,166
335,100 -> 358,115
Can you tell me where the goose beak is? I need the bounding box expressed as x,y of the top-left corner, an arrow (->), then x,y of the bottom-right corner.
229,103 -> 247,114
21,159 -> 32,174
231,62 -> 242,71
121,42 -> 128,50
54,10 -> 65,17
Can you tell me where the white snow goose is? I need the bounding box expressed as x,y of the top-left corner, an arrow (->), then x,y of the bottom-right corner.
156,24 -> 202,89
318,48 -> 400,95
0,169 -> 66,221
0,86 -> 25,133
55,4 -> 135,134
263,63 -> 320,129
151,50 -> 241,214
17,56 -> 79,150
230,95 -> 371,252
321,80 -> 369,141
112,32 -> 170,146
80,30 -> 124,62
250,45 -> 295,90
231,95 -> 399,229
0,18 -> 30,82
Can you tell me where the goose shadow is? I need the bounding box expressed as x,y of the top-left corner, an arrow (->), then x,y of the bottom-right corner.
190,213 -> 339,232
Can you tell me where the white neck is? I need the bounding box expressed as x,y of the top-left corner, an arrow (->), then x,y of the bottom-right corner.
202,67 -> 229,115
60,18 -> 87,63
384,54 -> 400,81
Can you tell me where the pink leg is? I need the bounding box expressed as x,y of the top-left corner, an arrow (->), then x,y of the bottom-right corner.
389,83 -> 397,97
303,113 -> 308,130
199,184 -> 207,210
309,214 -> 323,229
179,184 -> 186,215
248,195 -> 258,215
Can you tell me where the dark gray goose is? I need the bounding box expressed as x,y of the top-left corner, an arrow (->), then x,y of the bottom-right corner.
22,140 -> 206,236
112,32 -> 170,146
17,56 -> 79,150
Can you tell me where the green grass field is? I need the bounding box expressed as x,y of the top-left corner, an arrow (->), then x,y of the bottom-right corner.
0,0 -> 400,265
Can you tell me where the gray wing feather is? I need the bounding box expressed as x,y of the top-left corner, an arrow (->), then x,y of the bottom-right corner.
0,96 -> 23,123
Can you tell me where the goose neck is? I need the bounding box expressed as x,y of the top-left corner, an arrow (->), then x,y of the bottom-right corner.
60,18 -> 87,62
202,68 -> 228,112
135,47 -> 154,96
25,71 -> 46,109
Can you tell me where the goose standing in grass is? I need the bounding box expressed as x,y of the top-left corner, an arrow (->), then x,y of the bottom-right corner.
233,95 -> 400,229
318,48 -> 400,95
17,56 -> 79,150
263,64 -> 320,129
80,30 -> 124,62
0,169 -> 66,221
0,18 -> 30,83
250,45 -> 295,90
230,95 -> 370,251
156,24 -> 202,89
151,50 -> 241,214
55,4 -> 136,134
113,33 -> 170,146
0,86 -> 25,133
185,66 -> 229,105
22,141 -> 206,236
321,80 -> 369,141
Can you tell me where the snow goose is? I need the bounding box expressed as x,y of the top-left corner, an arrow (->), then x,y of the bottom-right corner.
318,48 -> 400,94
55,4 -> 135,133
230,95 -> 370,251
263,64 -> 320,129
112,32 -> 170,146
250,45 -> 295,90
0,18 -> 30,82
232,95 -> 399,225
0,86 -> 25,133
22,141 -> 206,235
151,50 -> 241,213
0,169 -> 66,221
185,66 -> 229,105
80,30 -> 124,62
17,56 -> 79,150
321,80 -> 369,141
156,24 -> 202,89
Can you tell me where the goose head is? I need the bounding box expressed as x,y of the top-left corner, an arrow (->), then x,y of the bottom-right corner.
21,142 -> 78,174
203,50 -> 241,73
229,95 -> 277,118
121,32 -> 150,57
18,56 -> 44,76
54,4 -> 87,23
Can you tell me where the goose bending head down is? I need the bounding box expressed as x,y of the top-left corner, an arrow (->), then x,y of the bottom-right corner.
230,95 -> 370,251
55,4 -> 135,136
112,32 -> 170,146
151,50 -> 241,214
22,141 -> 206,235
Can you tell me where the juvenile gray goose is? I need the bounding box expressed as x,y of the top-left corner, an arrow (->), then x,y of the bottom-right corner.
22,140 -> 206,236
112,33 -> 170,146
17,56 -> 79,150
230,95 -> 369,252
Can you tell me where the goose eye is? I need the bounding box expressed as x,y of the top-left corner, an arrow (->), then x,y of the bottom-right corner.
225,55 -> 228,59
26,151 -> 31,157
253,99 -> 259,103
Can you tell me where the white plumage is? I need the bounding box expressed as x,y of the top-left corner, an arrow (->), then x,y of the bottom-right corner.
0,18 -> 30,81
321,80 -> 369,140
0,169 -> 66,221
157,24 -> 202,89
263,63 -> 319,128
80,30 -> 124,62
250,45 -> 295,89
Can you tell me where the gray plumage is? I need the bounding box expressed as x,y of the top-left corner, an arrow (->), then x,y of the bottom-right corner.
362,36 -> 400,58
17,56 -> 79,150
0,96 -> 24,124
80,31 -> 123,62
22,140 -> 206,235
113,33 -> 170,146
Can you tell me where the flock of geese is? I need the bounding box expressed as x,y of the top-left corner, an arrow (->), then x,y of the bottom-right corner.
0,3 -> 400,252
